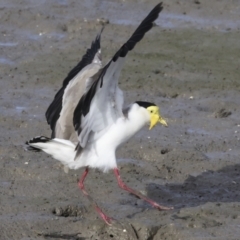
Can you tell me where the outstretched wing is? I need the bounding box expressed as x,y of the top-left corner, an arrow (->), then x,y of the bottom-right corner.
73,3 -> 163,148
46,29 -> 103,138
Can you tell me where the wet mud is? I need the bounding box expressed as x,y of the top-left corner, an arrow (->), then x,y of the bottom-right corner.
1,0 -> 240,239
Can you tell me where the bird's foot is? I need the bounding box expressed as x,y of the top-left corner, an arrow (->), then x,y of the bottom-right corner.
95,206 -> 114,225
151,202 -> 174,210
102,214 -> 114,226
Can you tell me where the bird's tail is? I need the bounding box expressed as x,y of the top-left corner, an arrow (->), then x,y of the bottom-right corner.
25,136 -> 76,166
25,136 -> 50,152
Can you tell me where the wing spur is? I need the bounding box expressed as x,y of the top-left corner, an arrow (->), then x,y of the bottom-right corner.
73,3 -> 163,148
46,30 -> 103,138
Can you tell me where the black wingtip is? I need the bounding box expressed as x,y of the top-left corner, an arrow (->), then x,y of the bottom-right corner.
112,2 -> 163,62
62,29 -> 103,88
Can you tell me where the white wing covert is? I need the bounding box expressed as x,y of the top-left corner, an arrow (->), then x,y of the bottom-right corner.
74,58 -> 125,147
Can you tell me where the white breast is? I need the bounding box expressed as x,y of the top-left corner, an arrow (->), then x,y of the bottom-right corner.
72,104 -> 150,172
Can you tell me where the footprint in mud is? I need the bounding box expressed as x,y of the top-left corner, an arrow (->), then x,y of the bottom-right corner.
215,108 -> 232,118
52,205 -> 86,217
41,232 -> 84,240
50,207 -> 139,240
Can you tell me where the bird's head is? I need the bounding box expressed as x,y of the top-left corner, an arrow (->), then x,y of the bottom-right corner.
136,101 -> 168,130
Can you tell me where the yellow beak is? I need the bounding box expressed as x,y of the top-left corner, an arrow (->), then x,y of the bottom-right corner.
149,115 -> 168,130
159,117 -> 168,127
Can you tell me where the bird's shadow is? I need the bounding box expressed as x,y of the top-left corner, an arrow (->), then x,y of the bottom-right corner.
146,164 -> 240,209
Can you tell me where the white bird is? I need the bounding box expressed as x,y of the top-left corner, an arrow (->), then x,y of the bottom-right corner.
26,2 -> 172,225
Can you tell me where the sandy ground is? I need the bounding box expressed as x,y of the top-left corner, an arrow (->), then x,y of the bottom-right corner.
1,0 -> 240,239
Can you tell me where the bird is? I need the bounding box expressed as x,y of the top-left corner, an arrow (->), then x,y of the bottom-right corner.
26,2 -> 173,225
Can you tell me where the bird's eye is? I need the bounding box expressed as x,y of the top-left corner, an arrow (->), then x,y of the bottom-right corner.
150,110 -> 153,113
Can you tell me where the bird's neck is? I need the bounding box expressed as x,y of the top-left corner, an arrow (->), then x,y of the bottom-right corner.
126,105 -> 149,135
112,105 -> 149,148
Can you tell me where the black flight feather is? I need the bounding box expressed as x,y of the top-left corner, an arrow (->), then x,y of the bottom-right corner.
112,2 -> 163,62
74,143 -> 83,159
45,29 -> 103,138
73,3 -> 163,135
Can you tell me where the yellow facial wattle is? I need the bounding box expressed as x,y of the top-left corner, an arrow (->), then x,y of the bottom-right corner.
147,106 -> 168,130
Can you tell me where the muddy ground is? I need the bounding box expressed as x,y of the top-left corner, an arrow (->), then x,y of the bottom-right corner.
1,0 -> 240,239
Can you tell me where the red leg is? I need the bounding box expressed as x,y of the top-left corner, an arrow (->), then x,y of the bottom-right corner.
78,167 -> 113,225
113,168 -> 173,210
